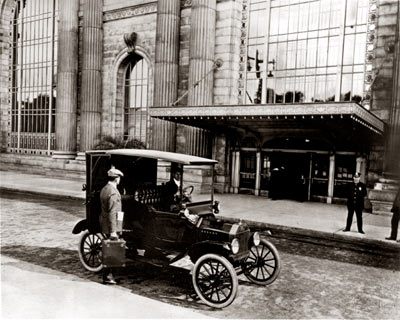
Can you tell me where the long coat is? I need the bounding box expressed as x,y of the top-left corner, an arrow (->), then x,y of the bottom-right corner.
99,182 -> 122,234
347,182 -> 367,210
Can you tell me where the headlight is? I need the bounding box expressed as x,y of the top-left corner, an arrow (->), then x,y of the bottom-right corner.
231,238 -> 240,254
253,232 -> 260,246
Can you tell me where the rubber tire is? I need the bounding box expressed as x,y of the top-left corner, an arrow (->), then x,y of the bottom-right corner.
241,239 -> 281,285
192,253 -> 238,308
78,230 -> 104,272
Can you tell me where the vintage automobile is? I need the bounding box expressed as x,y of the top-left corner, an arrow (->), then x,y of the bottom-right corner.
72,149 -> 280,308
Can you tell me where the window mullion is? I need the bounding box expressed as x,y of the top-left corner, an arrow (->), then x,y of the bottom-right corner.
335,0 -> 347,101
17,1 -> 25,150
47,0 -> 56,153
261,1 -> 271,104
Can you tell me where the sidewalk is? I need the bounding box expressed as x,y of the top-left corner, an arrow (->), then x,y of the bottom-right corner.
1,170 -> 399,253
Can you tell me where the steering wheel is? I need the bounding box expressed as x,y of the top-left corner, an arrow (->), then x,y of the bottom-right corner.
183,185 -> 194,196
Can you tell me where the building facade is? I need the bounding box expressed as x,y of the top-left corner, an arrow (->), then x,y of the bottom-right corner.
1,0 -> 399,206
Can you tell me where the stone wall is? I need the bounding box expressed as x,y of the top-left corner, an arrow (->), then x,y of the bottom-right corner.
213,0 -> 241,105
371,0 -> 398,119
368,0 -> 399,179
101,2 -> 157,140
177,2 -> 191,106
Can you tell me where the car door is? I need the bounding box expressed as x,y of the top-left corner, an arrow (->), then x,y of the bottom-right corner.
86,153 -> 111,233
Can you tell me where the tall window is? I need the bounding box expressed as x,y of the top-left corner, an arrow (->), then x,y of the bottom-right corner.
245,0 -> 368,105
123,54 -> 149,145
11,0 -> 58,153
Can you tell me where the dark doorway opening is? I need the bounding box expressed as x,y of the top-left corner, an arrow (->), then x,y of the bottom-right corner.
268,152 -> 310,201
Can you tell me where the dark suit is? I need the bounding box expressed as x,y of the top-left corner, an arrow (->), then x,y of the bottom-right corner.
389,189 -> 400,240
345,181 -> 367,232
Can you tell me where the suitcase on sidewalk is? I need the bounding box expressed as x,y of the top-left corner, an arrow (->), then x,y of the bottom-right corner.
102,239 -> 126,268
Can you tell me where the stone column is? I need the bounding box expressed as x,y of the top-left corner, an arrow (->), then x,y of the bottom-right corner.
80,0 -> 103,151
152,0 -> 181,152
255,151 -> 261,196
230,150 -> 237,193
233,151 -> 241,193
188,0 -> 216,105
327,154 -> 335,204
53,0 -> 79,159
175,0 -> 216,156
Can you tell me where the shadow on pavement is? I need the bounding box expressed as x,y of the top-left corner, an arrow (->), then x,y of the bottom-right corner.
0,245 -> 220,312
0,190 -> 85,219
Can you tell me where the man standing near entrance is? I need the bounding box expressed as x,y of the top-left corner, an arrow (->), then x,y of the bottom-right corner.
343,172 -> 367,234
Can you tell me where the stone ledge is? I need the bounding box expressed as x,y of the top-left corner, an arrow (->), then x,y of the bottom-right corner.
369,189 -> 397,202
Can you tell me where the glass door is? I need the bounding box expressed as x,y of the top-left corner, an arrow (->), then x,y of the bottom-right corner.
239,151 -> 256,190
310,153 -> 329,199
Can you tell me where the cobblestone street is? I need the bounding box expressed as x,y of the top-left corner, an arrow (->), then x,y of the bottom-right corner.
1,191 -> 400,319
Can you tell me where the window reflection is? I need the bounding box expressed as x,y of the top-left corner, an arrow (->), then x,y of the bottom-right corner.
124,55 -> 149,144
246,0 -> 368,105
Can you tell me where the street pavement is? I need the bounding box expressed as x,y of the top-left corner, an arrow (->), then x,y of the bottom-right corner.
1,169 -> 399,253
2,255 -> 210,319
1,190 -> 399,319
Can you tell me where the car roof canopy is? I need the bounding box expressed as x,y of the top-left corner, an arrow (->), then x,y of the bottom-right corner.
86,149 -> 218,165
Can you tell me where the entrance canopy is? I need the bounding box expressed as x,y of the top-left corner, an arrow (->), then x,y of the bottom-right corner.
150,102 -> 384,151
151,102 -> 383,133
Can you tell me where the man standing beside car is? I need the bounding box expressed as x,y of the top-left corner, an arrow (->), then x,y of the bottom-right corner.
99,167 -> 124,284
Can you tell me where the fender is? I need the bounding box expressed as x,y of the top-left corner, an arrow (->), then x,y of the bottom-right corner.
72,219 -> 88,234
189,241 -> 230,262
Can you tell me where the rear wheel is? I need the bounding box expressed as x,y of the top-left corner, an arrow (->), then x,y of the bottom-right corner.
241,239 -> 280,285
192,254 -> 238,308
78,231 -> 104,272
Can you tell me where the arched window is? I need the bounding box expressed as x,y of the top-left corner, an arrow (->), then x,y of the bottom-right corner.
11,0 -> 58,153
123,54 -> 149,145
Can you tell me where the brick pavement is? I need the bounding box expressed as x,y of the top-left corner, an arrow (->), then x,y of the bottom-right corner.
1,169 -> 399,253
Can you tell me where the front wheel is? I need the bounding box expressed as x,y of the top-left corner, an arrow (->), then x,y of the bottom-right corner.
192,254 -> 238,308
78,230 -> 104,272
241,239 -> 281,285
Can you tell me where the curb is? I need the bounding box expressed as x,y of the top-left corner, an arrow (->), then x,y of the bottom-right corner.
0,186 -> 85,201
219,216 -> 400,255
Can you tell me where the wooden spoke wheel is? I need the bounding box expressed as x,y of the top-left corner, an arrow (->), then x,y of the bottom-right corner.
192,254 -> 238,308
241,239 -> 281,285
78,231 -> 104,272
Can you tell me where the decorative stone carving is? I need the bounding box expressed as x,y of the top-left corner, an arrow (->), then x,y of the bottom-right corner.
363,0 -> 377,110
103,3 -> 157,22
238,0 -> 249,104
182,0 -> 192,8
123,32 -> 137,53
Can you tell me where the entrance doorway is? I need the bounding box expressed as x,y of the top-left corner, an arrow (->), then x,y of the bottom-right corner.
239,151 -> 256,191
267,152 -> 310,201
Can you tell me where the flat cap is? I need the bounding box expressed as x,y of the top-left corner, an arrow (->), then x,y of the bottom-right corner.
107,168 -> 124,178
